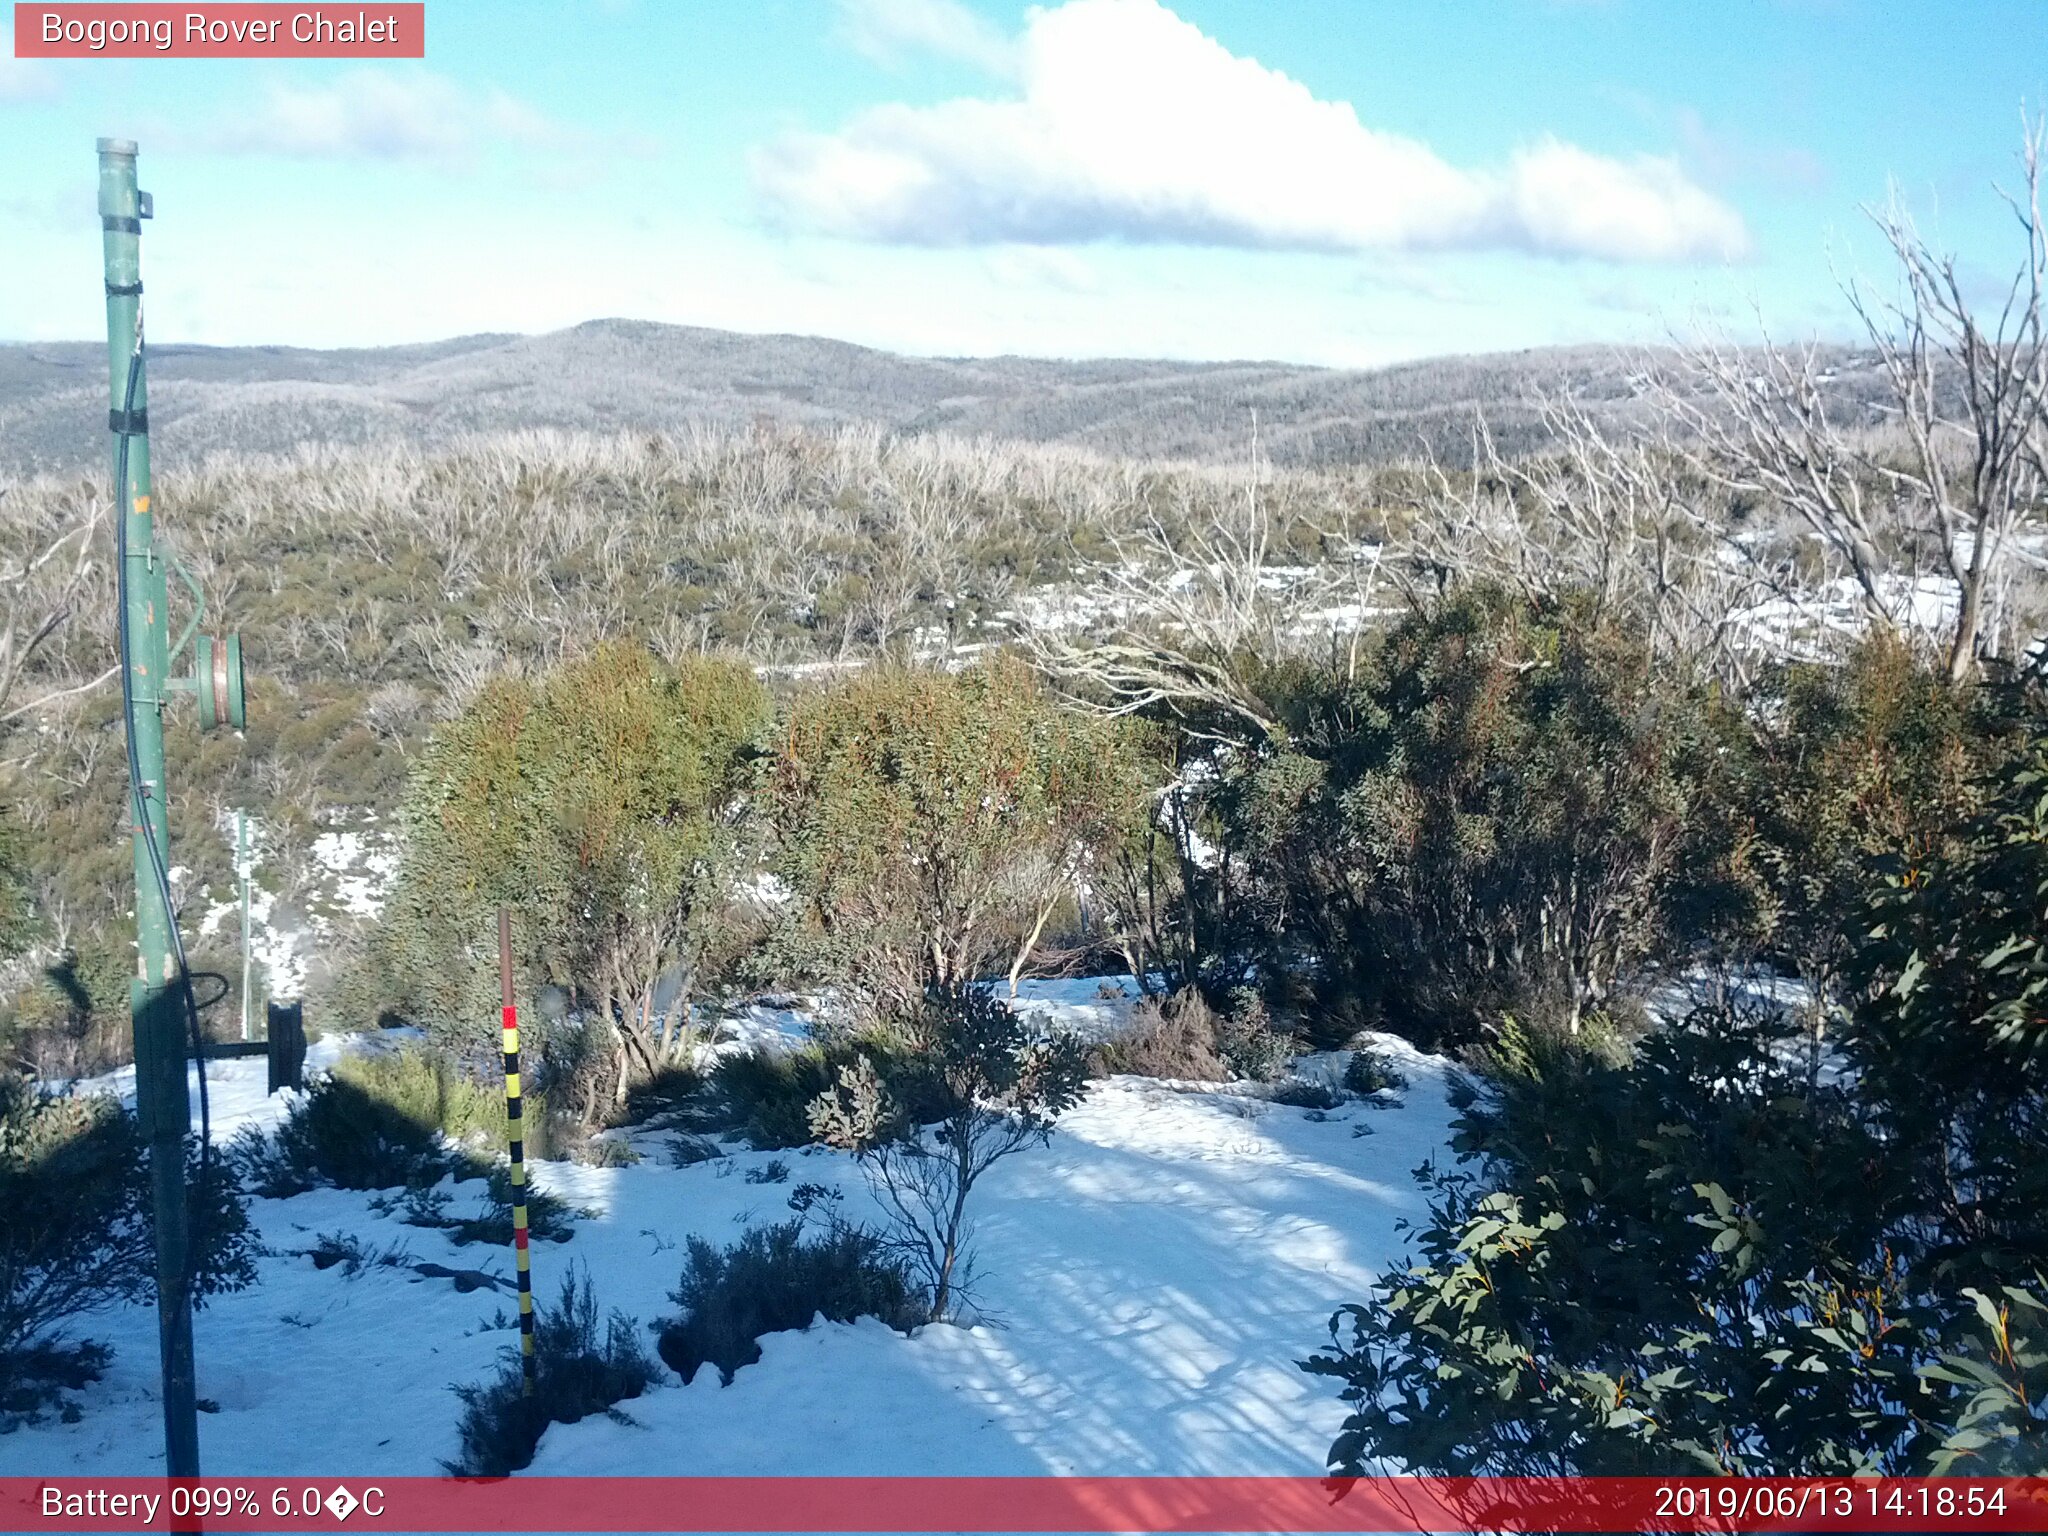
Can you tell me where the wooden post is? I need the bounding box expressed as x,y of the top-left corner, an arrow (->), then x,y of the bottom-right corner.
499,907 -> 536,1396
266,1001 -> 305,1094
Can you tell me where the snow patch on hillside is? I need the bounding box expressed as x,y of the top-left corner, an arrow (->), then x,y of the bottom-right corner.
192,815 -> 398,1001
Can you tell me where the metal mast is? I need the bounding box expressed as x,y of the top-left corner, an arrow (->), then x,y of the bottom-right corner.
99,135 -> 201,1479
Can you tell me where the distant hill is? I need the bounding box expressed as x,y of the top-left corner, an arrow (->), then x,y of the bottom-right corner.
0,318 -> 1885,477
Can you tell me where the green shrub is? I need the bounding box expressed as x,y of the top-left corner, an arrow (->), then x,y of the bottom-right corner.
1267,1076 -> 1345,1111
235,1073 -> 443,1194
234,1042 -> 546,1195
771,657 -> 1156,1017
0,1339 -> 110,1432
704,1045 -> 840,1150
377,644 -> 769,1120
621,1063 -> 705,1127
339,1043 -> 521,1147
1216,990 -> 1294,1082
1305,685 -> 2048,1485
0,805 -> 31,963
1845,698 -> 2048,1295
367,1170 -> 576,1247
448,1269 -> 659,1476
448,1168 -> 577,1248
0,940 -> 134,1080
1747,633 -> 2014,997
810,986 -> 1089,1319
1306,998 -> 2048,1474
305,1231 -> 415,1278
238,1049 -> 454,1193
1466,1010 -> 1635,1082
666,1133 -> 724,1167
654,1220 -> 927,1386
1227,588 -> 1759,1048
0,1076 -> 253,1377
705,1030 -> 922,1149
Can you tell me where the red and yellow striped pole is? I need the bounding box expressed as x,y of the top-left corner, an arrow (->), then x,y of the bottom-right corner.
497,907 -> 536,1396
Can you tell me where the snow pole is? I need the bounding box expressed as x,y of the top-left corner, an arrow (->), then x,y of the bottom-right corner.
238,809 -> 252,1042
498,907 -> 537,1396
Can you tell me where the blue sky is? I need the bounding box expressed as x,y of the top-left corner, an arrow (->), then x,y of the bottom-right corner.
2,0 -> 2044,364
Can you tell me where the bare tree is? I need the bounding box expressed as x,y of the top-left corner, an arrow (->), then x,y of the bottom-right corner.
1019,421 -> 1366,743
1405,397 -> 1776,689
1854,121 -> 2048,679
1665,115 -> 2048,682
0,491 -> 109,728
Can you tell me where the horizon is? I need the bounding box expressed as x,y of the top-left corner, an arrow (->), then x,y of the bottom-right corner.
0,311 -> 1734,373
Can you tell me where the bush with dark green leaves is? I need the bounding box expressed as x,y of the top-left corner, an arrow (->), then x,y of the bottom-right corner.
1847,694 -> 2048,1291
1266,1076 -> 1346,1111
1221,589 -> 1759,1048
1307,1003 -> 2046,1474
1303,692 -> 2048,1475
448,1268 -> 658,1476
233,1074 -> 441,1196
654,1219 -> 927,1385
0,1339 -> 110,1431
457,1168 -> 577,1247
0,1075 -> 253,1412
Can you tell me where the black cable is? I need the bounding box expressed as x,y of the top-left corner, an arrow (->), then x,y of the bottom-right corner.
111,311 -> 214,1281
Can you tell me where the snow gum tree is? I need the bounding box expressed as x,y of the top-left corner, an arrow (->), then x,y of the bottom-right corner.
769,656 -> 1156,1019
376,642 -> 769,1118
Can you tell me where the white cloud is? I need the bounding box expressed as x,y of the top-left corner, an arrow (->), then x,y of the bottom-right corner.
1506,138 -> 1751,262
833,0 -> 1016,75
188,70 -> 607,163
756,0 -> 1749,264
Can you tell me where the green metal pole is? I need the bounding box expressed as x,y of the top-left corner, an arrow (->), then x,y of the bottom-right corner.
99,136 -> 202,1481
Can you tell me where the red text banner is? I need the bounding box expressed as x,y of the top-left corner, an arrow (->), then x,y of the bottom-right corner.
4,1477 -> 2047,1533
14,4 -> 425,57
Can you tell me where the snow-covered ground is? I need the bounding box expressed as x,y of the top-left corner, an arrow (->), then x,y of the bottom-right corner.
1,986 -> 1457,1479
